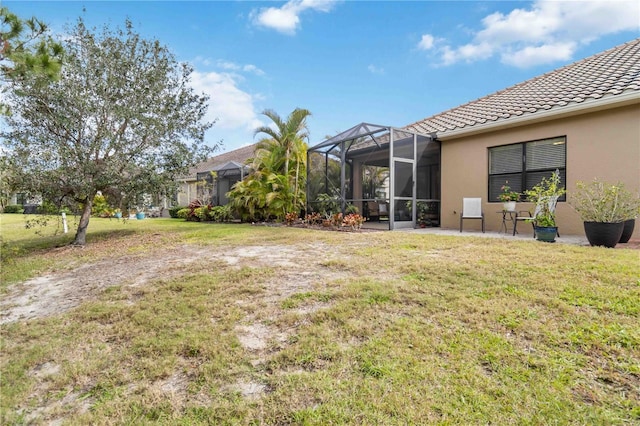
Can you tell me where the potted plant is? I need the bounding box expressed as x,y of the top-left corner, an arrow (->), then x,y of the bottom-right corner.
571,179 -> 640,247
135,208 -> 145,220
498,184 -> 520,211
524,170 -> 566,243
113,208 -> 122,219
417,201 -> 439,227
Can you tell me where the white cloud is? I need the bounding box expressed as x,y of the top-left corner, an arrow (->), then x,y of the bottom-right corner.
417,34 -> 435,50
216,60 -> 240,71
441,42 -> 494,65
243,64 -> 265,76
431,0 -> 640,67
502,41 -> 576,68
367,64 -> 385,75
190,71 -> 263,132
193,56 -> 212,66
215,60 -> 265,76
251,0 -> 339,35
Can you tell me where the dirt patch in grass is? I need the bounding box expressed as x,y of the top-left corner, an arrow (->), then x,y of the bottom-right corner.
3,233 -> 357,420
0,241 -> 343,324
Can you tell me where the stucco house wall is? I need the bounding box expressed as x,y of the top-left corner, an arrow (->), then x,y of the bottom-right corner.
439,102 -> 640,238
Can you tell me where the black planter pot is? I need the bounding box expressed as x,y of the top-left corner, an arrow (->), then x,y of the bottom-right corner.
535,226 -> 557,243
619,219 -> 635,243
583,221 -> 624,248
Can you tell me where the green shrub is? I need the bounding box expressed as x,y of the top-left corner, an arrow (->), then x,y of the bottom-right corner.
194,206 -> 210,221
40,200 -> 64,215
210,205 -> 231,222
176,208 -> 191,220
91,194 -> 114,218
571,179 -> 640,222
3,204 -> 23,213
169,205 -> 185,218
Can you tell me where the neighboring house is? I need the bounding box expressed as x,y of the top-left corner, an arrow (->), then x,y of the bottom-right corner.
309,38 -> 639,238
404,38 -> 639,238
177,143 -> 257,206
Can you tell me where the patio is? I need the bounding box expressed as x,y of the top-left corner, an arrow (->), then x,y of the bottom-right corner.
403,226 -> 591,246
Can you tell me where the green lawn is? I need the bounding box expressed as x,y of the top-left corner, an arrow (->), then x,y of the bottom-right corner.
1,214 -> 639,424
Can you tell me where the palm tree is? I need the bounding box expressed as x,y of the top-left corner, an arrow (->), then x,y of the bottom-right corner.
254,108 -> 311,209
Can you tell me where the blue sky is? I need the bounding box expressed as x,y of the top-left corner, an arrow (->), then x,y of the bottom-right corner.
5,1 -> 640,153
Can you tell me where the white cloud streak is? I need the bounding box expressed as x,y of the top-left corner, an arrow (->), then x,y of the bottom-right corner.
418,0 -> 640,68
216,60 -> 265,76
367,64 -> 385,75
251,0 -> 339,35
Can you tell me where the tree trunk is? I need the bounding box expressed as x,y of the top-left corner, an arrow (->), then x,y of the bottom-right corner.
72,196 -> 93,245
285,147 -> 293,212
294,162 -> 300,208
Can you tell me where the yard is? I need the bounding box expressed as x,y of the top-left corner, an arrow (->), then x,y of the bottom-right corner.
1,214 -> 639,424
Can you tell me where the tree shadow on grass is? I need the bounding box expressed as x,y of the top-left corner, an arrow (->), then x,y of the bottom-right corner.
1,228 -> 139,260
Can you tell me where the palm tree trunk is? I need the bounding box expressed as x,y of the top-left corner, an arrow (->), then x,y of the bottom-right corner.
294,161 -> 300,209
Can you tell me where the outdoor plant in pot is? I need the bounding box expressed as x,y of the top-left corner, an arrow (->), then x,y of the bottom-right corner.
498,184 -> 520,212
524,170 -> 566,243
571,179 -> 640,247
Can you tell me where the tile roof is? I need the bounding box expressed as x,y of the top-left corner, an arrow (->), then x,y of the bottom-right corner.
405,38 -> 640,136
184,143 -> 257,180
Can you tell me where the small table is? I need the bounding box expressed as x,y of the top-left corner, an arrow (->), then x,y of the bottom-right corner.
498,210 -> 517,234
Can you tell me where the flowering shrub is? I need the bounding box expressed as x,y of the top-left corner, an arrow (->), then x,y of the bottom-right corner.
498,184 -> 520,202
305,212 -> 322,226
179,199 -> 203,221
177,200 -> 231,222
285,211 -> 299,226
330,212 -> 343,227
342,213 -> 366,231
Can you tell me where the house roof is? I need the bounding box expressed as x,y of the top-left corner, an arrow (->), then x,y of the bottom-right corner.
183,143 -> 257,180
405,38 -> 640,138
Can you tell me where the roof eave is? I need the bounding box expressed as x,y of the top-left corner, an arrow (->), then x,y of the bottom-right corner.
437,91 -> 640,141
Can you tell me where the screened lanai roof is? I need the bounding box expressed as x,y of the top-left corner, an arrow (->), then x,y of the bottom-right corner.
212,161 -> 246,173
212,160 -> 249,178
310,122 -> 393,153
309,122 -> 435,157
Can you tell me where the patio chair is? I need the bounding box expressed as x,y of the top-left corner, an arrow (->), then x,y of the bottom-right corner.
366,201 -> 379,221
513,196 -> 560,237
378,202 -> 389,221
460,198 -> 485,233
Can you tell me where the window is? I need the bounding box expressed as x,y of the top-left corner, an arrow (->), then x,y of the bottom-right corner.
488,136 -> 566,202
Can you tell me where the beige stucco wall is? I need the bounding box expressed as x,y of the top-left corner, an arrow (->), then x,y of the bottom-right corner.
440,103 -> 640,238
